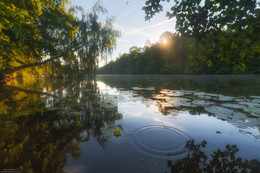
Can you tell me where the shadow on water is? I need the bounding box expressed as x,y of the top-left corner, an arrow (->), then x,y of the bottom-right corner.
0,78 -> 122,172
167,140 -> 260,173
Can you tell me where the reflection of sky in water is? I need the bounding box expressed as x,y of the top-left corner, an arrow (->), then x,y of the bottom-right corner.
3,76 -> 260,172
63,78 -> 260,172
96,81 -> 112,90
95,80 -> 260,160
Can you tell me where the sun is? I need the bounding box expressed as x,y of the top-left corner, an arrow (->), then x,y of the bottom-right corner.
162,39 -> 167,44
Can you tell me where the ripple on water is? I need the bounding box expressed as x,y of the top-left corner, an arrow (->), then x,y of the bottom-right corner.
131,125 -> 190,157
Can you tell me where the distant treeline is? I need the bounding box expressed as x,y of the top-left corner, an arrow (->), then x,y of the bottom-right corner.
98,32 -> 259,74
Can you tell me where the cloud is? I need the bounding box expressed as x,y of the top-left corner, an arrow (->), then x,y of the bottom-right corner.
118,18 -> 175,39
110,18 -> 176,62
139,18 -> 175,31
113,23 -> 125,31
114,24 -> 157,39
125,28 -> 157,39
118,39 -> 132,44
119,8 -> 136,19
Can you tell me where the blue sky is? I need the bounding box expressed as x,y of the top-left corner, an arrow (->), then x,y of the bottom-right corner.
70,0 -> 176,66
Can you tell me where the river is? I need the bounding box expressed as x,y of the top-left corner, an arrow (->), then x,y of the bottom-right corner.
0,75 -> 260,172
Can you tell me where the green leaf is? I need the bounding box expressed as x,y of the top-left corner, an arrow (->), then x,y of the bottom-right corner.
239,51 -> 246,58
207,60 -> 213,67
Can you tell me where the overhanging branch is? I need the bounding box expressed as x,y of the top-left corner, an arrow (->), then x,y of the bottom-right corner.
5,56 -> 59,74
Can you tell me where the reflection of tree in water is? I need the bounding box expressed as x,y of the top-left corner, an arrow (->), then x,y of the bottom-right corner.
127,89 -> 207,116
98,83 -> 259,136
0,78 -> 122,172
97,75 -> 260,97
167,140 -> 260,173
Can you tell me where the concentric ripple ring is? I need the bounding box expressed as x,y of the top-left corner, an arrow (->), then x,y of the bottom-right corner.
131,125 -> 190,157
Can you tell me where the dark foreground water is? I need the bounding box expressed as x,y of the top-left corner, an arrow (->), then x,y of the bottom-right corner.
0,75 -> 260,173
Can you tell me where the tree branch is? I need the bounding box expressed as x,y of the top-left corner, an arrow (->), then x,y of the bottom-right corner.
5,56 -> 59,74
4,84 -> 58,98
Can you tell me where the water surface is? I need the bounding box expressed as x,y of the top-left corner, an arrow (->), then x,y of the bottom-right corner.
0,75 -> 260,172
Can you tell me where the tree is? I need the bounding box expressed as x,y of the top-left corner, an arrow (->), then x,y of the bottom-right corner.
0,0 -> 120,78
98,31 -> 196,74
1,0 -> 74,74
73,3 -> 120,76
143,0 -> 260,70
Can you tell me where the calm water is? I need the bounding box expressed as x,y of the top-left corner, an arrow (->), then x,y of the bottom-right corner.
0,75 -> 260,173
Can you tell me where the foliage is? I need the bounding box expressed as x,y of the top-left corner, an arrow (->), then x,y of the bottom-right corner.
143,0 -> 260,70
168,140 -> 260,173
0,0 -> 120,79
0,78 -> 122,172
98,31 -> 259,74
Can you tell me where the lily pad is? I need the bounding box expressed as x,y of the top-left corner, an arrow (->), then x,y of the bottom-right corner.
206,93 -> 219,97
113,129 -> 121,136
249,96 -> 260,99
183,90 -> 195,95
205,106 -> 247,121
243,107 -> 260,117
215,95 -> 234,102
101,124 -> 126,143
238,101 -> 260,107
132,87 -> 155,91
205,106 -> 232,120
166,98 -> 193,107
102,103 -> 117,109
192,100 -> 214,106
164,90 -> 185,97
166,92 -> 185,97
152,94 -> 167,100
164,102 -> 193,109
221,103 -> 247,110
194,92 -> 207,97
197,95 -> 212,100
252,99 -> 260,104
146,87 -> 155,91
233,97 -> 247,102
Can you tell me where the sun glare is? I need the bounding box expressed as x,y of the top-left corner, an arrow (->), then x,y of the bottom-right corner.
162,39 -> 167,44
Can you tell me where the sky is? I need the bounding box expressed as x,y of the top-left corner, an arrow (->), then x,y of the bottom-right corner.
70,0 -> 176,67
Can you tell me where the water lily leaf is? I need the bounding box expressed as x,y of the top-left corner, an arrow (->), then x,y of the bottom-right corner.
113,129 -> 121,137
